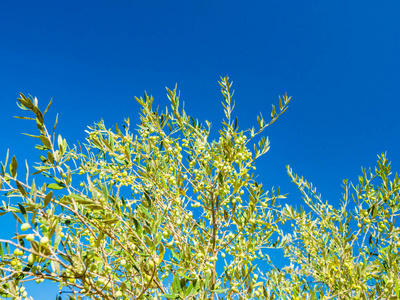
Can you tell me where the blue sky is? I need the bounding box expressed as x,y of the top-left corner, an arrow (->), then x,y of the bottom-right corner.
1,1 -> 400,299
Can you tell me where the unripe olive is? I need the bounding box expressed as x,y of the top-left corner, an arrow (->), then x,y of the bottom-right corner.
115,290 -> 123,297
148,260 -> 155,269
40,236 -> 49,245
26,234 -> 35,242
21,223 -> 30,231
14,249 -> 24,256
28,253 -> 36,264
97,277 -> 105,285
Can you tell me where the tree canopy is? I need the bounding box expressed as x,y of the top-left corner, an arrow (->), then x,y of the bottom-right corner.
0,77 -> 399,299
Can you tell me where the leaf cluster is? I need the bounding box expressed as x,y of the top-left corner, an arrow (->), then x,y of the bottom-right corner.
0,77 -> 290,299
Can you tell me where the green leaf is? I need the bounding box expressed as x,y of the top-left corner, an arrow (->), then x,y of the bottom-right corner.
47,183 -> 65,190
40,136 -> 51,148
16,181 -> 28,198
114,157 -> 128,165
52,113 -> 58,133
14,114 -> 34,120
47,152 -> 54,165
58,134 -> 63,153
103,218 -> 118,225
50,260 -> 60,276
171,249 -> 180,261
372,204 -> 378,218
212,288 -> 229,294
17,203 -> 27,220
158,243 -> 165,265
132,218 -> 142,236
10,156 -> 17,178
35,144 -> 51,151
69,193 -> 85,201
271,105 -> 276,119
16,100 -> 29,111
85,204 -> 104,211
31,209 -> 37,224
139,204 -> 152,220
43,98 -> 53,115
134,96 -> 144,106
18,93 -> 34,110
223,209 -> 229,222
172,272 -> 182,294
21,132 -> 41,138
218,172 -> 224,185
52,176 -> 65,185
43,191 -> 53,207
158,294 -> 178,299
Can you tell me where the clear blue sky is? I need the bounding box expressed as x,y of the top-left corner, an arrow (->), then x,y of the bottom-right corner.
1,1 -> 400,299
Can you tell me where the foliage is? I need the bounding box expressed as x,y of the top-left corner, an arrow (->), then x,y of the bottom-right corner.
1,77 -> 399,300
274,154 -> 400,299
0,77 -> 291,299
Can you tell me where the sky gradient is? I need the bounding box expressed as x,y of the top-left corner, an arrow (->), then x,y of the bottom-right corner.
1,1 -> 400,299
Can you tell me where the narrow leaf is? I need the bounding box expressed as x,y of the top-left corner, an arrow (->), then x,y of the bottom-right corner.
10,156 -> 17,178
47,183 -> 65,190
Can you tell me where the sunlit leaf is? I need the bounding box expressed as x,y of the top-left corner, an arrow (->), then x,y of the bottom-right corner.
47,183 -> 65,190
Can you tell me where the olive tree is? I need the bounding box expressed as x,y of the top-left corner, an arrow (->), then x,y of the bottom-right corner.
272,153 -> 400,299
0,77 -> 291,299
